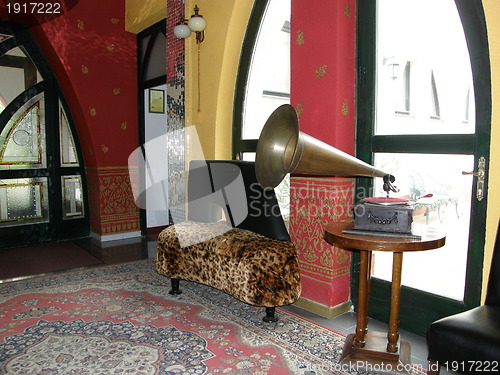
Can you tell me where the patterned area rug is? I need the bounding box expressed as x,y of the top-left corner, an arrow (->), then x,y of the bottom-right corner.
1,260 -> 424,374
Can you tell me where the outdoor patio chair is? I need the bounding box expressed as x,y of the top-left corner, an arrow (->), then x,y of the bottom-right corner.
409,171 -> 459,224
155,160 -> 301,322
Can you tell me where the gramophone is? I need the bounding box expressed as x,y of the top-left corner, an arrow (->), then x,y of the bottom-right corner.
255,104 -> 416,237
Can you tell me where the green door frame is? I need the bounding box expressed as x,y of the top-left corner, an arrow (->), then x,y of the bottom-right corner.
354,0 -> 491,336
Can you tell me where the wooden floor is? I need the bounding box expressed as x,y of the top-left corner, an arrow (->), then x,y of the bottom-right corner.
0,236 -> 154,283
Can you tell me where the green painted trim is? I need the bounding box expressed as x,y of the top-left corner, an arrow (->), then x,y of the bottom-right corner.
372,134 -> 477,154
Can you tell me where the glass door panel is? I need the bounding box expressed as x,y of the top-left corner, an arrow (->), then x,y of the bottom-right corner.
355,0 -> 490,334
372,153 -> 473,300
60,103 -> 79,167
376,0 -> 474,135
0,177 -> 49,227
61,175 -> 84,220
371,0 -> 476,302
0,93 -> 46,169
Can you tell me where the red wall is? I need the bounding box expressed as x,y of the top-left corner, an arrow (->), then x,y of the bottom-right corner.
2,1 -> 140,237
290,0 -> 356,310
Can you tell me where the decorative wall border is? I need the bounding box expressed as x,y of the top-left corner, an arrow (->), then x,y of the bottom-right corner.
86,166 -> 140,237
290,176 -> 354,307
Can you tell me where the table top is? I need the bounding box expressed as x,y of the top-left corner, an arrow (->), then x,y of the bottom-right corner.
324,222 -> 446,252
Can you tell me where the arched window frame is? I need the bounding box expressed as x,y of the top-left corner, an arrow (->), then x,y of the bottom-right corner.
0,21 -> 88,246
232,0 -> 270,160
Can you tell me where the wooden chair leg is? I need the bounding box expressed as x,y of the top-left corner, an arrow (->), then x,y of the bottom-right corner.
428,360 -> 440,375
263,307 -> 279,322
169,278 -> 182,295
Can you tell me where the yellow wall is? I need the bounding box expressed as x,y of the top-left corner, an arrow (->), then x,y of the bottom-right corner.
482,0 -> 500,299
184,0 -> 253,160
125,0 -> 165,34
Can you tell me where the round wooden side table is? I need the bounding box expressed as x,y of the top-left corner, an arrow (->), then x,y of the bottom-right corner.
324,222 -> 446,373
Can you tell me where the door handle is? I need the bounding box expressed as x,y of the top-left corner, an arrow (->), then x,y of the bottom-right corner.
462,156 -> 486,201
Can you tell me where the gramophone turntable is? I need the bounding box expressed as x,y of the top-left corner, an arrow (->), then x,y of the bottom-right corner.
347,197 -> 418,238
345,175 -> 421,238
254,104 -> 419,238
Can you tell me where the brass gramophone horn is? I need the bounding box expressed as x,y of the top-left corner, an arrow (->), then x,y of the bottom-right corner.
255,104 -> 388,189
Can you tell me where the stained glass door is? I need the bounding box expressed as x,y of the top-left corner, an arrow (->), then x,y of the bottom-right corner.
0,23 -> 88,247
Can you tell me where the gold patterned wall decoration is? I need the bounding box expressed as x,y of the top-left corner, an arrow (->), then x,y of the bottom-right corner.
86,166 -> 140,235
315,65 -> 327,79
295,100 -> 304,115
341,99 -> 349,115
289,176 -> 354,283
344,2 -> 351,18
296,29 -> 304,45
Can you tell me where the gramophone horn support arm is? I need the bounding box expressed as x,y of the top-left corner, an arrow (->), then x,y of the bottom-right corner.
383,174 -> 399,197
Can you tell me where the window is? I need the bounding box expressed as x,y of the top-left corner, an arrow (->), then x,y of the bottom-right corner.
233,0 -> 291,158
233,0 -> 291,227
0,22 -> 88,246
430,70 -> 440,119
395,61 -> 411,114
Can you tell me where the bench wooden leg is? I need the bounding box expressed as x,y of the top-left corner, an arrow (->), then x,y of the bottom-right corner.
263,307 -> 279,322
169,278 -> 182,295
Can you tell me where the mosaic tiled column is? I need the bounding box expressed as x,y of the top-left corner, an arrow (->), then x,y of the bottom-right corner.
166,0 -> 186,223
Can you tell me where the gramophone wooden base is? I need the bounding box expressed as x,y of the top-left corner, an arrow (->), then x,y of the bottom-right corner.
339,332 -> 412,374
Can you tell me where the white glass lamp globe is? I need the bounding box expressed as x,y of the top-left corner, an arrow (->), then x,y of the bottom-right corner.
174,24 -> 191,39
188,16 -> 206,32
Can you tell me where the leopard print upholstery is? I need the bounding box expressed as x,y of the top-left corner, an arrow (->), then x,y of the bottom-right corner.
155,221 -> 301,307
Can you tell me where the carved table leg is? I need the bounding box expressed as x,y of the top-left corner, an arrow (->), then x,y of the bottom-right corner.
354,250 -> 372,348
387,251 -> 403,353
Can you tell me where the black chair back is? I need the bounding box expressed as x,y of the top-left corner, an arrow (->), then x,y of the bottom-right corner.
186,160 -> 290,241
485,221 -> 500,306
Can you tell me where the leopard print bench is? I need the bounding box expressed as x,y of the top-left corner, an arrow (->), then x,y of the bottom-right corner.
155,221 -> 301,322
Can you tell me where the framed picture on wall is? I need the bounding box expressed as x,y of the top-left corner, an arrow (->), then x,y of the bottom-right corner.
149,89 -> 165,113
